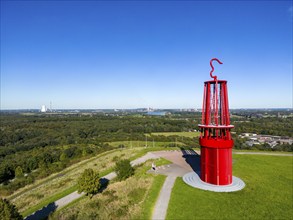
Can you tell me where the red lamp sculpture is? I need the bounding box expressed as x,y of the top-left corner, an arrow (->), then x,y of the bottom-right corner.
183,58 -> 244,191
198,58 -> 234,185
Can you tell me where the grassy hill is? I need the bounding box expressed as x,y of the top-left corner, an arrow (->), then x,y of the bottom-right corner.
14,146 -> 174,217
50,158 -> 170,219
7,145 -> 292,219
167,154 -> 293,219
50,152 -> 292,220
9,147 -> 155,216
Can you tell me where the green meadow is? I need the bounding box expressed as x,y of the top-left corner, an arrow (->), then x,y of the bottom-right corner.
167,154 -> 293,219
150,131 -> 200,138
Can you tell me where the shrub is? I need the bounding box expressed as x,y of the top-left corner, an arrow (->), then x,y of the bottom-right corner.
0,198 -> 22,220
112,156 -> 119,162
77,168 -> 101,197
115,159 -> 134,181
15,166 -> 23,178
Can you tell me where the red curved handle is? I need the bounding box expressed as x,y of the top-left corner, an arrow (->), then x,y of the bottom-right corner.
210,58 -> 223,80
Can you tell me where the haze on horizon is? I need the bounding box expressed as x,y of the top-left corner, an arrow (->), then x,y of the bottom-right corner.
1,1 -> 292,110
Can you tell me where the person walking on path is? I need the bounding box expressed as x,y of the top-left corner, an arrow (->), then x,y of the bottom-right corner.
152,162 -> 156,171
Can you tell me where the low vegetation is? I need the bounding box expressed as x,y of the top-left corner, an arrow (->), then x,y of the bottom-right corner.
0,198 -> 22,220
10,148 -> 143,215
166,154 -> 293,219
115,159 -> 134,181
150,131 -> 200,138
17,147 -> 173,217
50,158 -> 170,220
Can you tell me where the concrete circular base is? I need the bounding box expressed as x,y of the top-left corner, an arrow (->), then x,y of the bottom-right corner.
183,172 -> 245,192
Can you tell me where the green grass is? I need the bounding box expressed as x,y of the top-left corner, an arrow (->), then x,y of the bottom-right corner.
166,155 -> 293,219
108,140 -> 185,148
154,157 -> 172,167
150,131 -> 200,138
232,149 -> 293,154
139,175 -> 166,220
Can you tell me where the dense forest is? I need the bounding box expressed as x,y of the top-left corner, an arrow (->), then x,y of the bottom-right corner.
0,111 -> 292,195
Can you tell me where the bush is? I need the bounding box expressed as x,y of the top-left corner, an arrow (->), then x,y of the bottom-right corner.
112,156 -> 119,162
77,168 -> 101,197
0,198 -> 22,220
115,159 -> 134,181
15,166 -> 23,178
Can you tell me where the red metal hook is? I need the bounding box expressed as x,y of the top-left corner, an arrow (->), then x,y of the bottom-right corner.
210,58 -> 223,80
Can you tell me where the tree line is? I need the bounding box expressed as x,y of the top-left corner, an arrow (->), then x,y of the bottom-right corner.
0,111 -> 291,195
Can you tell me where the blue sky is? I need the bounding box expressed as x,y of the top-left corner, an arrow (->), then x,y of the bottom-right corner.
1,1 -> 292,109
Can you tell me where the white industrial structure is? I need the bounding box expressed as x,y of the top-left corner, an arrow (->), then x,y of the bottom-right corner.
41,105 -> 47,113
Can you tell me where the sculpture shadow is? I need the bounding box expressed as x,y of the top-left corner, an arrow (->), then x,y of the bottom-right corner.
25,202 -> 57,220
180,148 -> 201,176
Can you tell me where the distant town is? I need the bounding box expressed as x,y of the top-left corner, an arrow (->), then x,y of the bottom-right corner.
239,133 -> 293,148
1,106 -> 292,116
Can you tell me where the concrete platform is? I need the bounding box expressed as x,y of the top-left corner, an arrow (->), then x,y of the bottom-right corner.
183,172 -> 245,192
147,163 -> 189,177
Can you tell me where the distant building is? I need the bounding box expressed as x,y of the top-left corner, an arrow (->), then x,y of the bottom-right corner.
240,132 -> 293,148
41,105 -> 47,113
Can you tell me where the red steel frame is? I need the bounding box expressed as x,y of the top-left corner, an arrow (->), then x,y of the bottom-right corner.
198,58 -> 234,185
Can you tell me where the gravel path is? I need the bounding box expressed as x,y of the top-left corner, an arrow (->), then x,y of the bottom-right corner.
25,151 -> 159,220
152,175 -> 177,220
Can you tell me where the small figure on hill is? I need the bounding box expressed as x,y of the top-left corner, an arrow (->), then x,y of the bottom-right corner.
152,162 -> 156,171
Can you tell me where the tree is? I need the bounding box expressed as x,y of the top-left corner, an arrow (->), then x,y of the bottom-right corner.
0,198 -> 22,220
82,147 -> 93,157
15,166 -> 23,178
77,168 -> 101,197
0,163 -> 14,183
59,152 -> 68,161
27,157 -> 38,171
115,159 -> 134,181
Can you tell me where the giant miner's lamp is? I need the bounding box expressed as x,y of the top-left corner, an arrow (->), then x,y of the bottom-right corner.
183,58 -> 245,192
